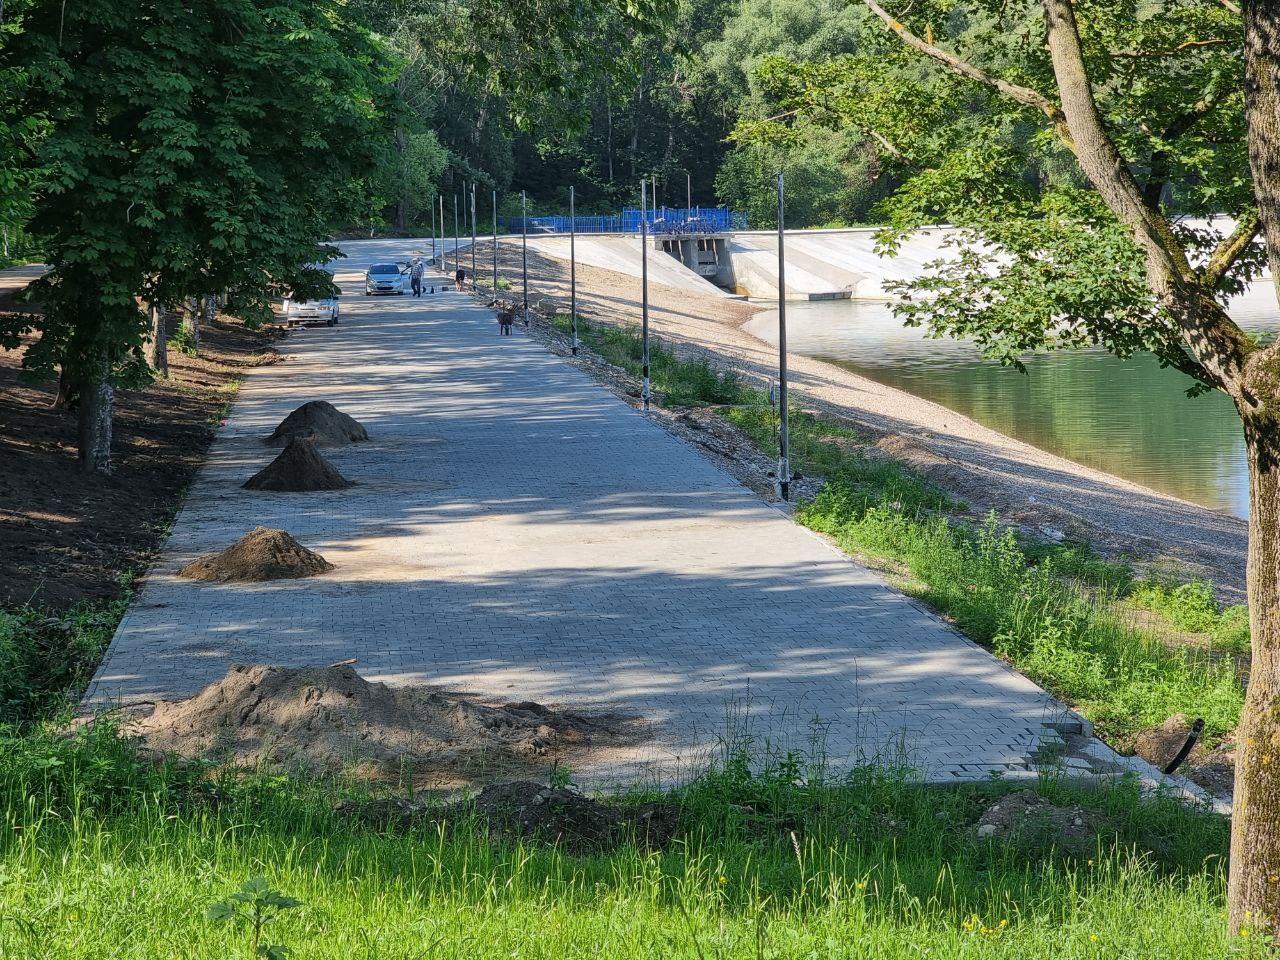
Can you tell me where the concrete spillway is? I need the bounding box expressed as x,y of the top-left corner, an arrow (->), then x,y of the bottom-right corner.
526,227 -> 964,302
724,227 -> 959,300
526,235 -> 735,298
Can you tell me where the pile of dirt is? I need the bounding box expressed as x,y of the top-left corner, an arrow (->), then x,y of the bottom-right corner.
1131,714 -> 1234,799
1131,714 -> 1197,769
454,781 -> 677,851
243,437 -> 352,491
129,664 -> 643,787
265,400 -> 368,448
337,782 -> 679,852
975,790 -> 1099,851
177,527 -> 334,582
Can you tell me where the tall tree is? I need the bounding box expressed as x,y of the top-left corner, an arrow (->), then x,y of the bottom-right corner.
746,0 -> 1280,935
1,0 -> 395,473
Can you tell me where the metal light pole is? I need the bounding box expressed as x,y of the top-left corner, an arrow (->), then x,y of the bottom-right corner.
438,195 -> 444,272
470,183 -> 477,283
521,190 -> 529,324
430,198 -> 436,264
570,185 -> 578,356
776,171 -> 791,501
640,178 -> 650,412
686,172 -> 691,225
453,194 -> 460,283
492,189 -> 498,299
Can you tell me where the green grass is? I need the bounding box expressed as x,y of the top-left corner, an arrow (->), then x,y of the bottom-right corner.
552,314 -> 745,407
0,598 -> 127,726
0,723 -> 1259,959
1129,579 -> 1251,652
799,481 -> 1244,742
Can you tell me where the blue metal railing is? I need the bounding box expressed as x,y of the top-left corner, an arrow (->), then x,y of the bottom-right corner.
500,206 -> 747,235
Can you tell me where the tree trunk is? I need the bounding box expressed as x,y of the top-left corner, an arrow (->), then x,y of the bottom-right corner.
146,302 -> 168,375
181,297 -> 201,353
1230,416 -> 1280,939
76,356 -> 113,475
1232,0 -> 1280,939
52,364 -> 75,411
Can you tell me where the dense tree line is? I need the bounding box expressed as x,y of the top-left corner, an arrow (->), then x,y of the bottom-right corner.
0,0 -> 666,474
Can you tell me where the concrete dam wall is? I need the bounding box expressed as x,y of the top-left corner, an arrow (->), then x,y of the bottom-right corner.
524,226 -> 970,301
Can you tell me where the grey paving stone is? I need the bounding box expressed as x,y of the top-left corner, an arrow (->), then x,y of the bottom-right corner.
84,242 -> 1079,786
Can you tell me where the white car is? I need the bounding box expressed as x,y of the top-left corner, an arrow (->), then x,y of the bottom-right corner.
282,294 -> 339,326
365,262 -> 406,295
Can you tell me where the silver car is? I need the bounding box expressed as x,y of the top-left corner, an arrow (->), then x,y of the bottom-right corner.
282,293 -> 339,326
365,262 -> 406,295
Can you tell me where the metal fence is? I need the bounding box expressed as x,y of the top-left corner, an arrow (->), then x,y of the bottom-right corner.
500,206 -> 748,235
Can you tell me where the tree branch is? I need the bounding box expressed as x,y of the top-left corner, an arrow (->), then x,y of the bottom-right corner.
1112,38 -> 1230,58
1041,0 -> 1252,392
1141,94 -> 1219,207
1217,0 -> 1240,13
860,0 -> 1077,149
1201,214 -> 1262,289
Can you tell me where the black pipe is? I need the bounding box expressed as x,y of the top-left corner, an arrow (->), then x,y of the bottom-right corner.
1163,717 -> 1205,775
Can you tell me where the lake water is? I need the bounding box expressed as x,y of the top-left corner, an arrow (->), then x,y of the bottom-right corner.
743,285 -> 1279,519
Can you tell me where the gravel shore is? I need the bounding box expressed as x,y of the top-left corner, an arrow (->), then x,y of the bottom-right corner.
480,238 -> 1247,596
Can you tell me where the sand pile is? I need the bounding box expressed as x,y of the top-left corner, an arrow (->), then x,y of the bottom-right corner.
130,664 -> 638,785
243,438 -> 352,492
265,400 -> 368,447
177,527 -> 334,582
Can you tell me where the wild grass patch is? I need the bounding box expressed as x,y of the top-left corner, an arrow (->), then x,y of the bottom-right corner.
552,314 -> 745,406
1129,579 -> 1251,652
0,598 -> 126,726
0,723 -> 1250,959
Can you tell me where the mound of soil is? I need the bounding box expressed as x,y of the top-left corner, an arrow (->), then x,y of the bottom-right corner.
975,790 -> 1099,851
1131,714 -> 1234,799
243,437 -> 352,492
265,400 -> 368,448
458,781 -> 677,851
1132,714 -> 1197,769
129,664 -> 642,787
177,527 -> 334,582
337,782 -> 679,853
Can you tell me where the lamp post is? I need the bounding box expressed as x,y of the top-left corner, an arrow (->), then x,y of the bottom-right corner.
492,189 -> 498,298
776,171 -> 791,501
521,190 -> 529,324
570,185 -> 578,356
640,178 -> 650,412
453,194 -> 459,284
438,195 -> 444,272
470,183 -> 477,284
430,197 -> 436,264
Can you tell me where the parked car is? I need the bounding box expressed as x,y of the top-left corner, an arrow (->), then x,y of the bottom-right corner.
365,262 -> 406,295
282,292 -> 340,326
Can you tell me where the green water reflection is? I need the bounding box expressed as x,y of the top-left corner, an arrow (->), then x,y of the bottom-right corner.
745,286 -> 1277,519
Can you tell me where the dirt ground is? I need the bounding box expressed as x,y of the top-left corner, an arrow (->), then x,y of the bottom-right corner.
475,239 -> 1248,596
0,295 -> 283,609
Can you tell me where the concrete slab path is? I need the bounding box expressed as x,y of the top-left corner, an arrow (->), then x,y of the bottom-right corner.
86,238 -> 1074,785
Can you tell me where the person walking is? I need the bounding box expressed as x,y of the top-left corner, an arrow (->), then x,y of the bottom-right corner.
410,258 -> 425,297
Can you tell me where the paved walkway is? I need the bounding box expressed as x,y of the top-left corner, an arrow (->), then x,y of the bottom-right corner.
86,238 -> 1075,784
